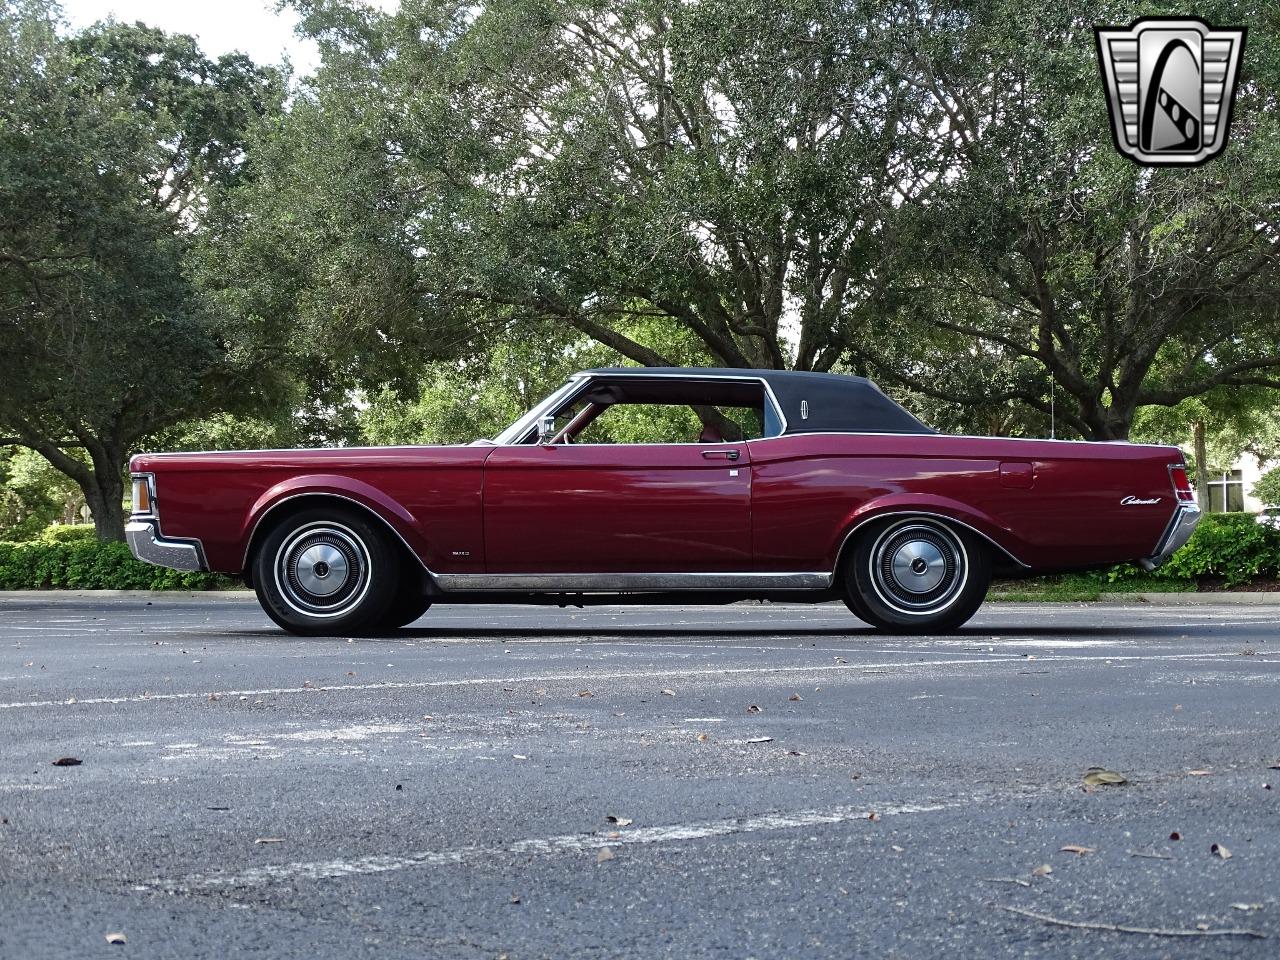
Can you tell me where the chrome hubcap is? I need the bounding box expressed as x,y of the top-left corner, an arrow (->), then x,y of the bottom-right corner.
294,544 -> 349,597
869,521 -> 967,615
274,524 -> 370,618
891,540 -> 946,593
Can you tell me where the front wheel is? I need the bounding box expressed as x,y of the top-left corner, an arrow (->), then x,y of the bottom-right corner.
252,507 -> 399,636
843,517 -> 990,633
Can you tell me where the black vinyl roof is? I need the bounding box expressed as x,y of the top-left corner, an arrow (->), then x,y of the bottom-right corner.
583,367 -> 935,436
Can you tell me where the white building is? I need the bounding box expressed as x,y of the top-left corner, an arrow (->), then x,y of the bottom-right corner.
1205,456 -> 1277,513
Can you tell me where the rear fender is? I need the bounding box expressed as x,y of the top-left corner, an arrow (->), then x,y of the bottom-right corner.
832,494 -> 1029,571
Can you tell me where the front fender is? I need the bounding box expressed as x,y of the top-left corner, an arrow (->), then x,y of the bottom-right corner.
831,494 -> 1029,569
240,475 -> 431,570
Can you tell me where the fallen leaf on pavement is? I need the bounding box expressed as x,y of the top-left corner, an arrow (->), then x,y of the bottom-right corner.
606,816 -> 633,826
1211,843 -> 1232,860
983,877 -> 1031,887
696,733 -> 710,742
745,736 -> 773,744
51,757 -> 81,766
254,838 -> 285,844
1060,845 -> 1096,855
105,932 -> 127,945
1083,768 -> 1127,786
597,847 -> 615,863
1032,864 -> 1053,877
577,690 -> 593,698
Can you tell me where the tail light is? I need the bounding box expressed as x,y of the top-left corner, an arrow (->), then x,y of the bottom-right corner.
1168,464 -> 1196,504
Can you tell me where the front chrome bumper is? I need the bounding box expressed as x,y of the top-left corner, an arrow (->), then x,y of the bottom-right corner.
1138,503 -> 1201,572
126,519 -> 207,572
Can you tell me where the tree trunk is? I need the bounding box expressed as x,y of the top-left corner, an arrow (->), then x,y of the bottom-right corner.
83,469 -> 127,543
1192,420 -> 1209,512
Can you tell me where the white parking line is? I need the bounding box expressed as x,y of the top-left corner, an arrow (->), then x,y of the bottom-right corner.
149,797 -> 961,891
0,651 -> 1259,713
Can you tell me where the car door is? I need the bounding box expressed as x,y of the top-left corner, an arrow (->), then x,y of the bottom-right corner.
482,441 -> 752,573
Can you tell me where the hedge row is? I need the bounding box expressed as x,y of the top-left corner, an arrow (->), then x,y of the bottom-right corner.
0,536 -> 234,591
1144,512 -> 1280,587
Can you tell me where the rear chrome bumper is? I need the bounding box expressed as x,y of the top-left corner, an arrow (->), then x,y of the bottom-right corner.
126,519 -> 207,572
1138,503 -> 1201,572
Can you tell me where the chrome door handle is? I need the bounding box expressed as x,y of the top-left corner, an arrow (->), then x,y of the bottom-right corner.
701,449 -> 740,461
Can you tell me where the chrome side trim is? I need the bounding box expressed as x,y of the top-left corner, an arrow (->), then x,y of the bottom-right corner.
126,519 -> 207,572
242,491 -> 435,577
433,571 -> 832,592
746,431 -> 1177,450
834,510 -> 1031,570
1138,503 -> 1201,571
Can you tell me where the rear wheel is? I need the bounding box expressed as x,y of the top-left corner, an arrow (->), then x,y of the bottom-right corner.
844,517 -> 989,633
252,507 -> 398,636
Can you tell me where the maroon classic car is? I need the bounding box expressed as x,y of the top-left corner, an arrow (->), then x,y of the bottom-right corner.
127,367 -> 1199,634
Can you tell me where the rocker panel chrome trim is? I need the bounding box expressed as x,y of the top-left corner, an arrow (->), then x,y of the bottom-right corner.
433,572 -> 832,592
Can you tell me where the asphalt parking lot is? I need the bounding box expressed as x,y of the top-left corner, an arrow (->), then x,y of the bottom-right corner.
0,595 -> 1278,959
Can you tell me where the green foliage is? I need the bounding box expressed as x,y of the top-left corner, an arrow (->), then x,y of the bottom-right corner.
1155,513 -> 1280,587
0,540 -> 232,590
1253,468 -> 1280,509
995,513 -> 1280,596
213,0 -> 1280,446
37,524 -> 97,545
0,447 -> 83,541
0,3 -> 286,540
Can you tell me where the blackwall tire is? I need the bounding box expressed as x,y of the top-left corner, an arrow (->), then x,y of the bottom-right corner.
252,507 -> 399,636
379,583 -> 432,630
846,517 -> 990,633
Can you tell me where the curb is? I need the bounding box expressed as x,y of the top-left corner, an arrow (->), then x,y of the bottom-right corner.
1096,591 -> 1280,605
0,590 -> 254,601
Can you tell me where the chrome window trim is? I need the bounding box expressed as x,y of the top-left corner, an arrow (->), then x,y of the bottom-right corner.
498,372 -> 789,446
432,571 -> 831,592
493,376 -> 587,445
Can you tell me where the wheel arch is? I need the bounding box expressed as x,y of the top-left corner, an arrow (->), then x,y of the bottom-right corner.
241,486 -> 433,586
832,501 -> 1028,577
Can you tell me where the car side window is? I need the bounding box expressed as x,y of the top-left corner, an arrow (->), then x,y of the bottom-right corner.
575,403 -> 764,444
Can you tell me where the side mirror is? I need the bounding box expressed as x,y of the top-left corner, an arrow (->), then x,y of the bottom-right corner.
537,415 -> 557,446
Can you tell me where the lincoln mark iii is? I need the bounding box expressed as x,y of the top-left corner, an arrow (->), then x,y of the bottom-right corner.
127,368 -> 1200,634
